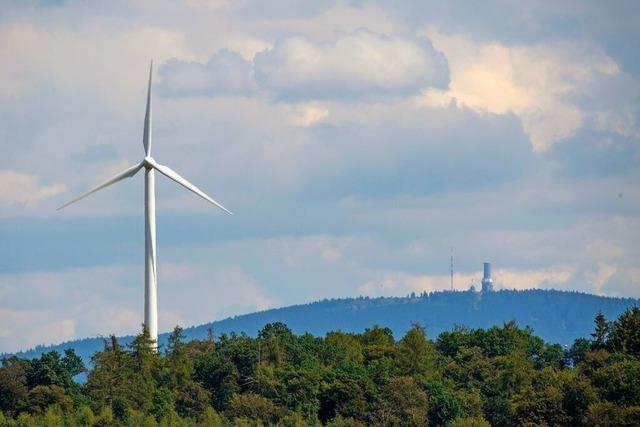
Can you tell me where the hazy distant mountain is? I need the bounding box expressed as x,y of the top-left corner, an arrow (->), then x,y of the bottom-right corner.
9,289 -> 638,364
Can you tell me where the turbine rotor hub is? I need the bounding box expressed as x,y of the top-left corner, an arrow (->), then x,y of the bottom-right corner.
143,156 -> 156,169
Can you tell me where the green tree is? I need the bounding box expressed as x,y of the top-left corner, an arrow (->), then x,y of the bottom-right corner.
15,412 -> 37,427
197,407 -> 223,427
194,351 -> 239,409
481,354 -> 533,427
591,312 -> 610,350
449,417 -> 490,427
436,326 -> 472,358
152,387 -> 174,420
325,415 -> 366,427
396,324 -> 438,379
258,323 -> 295,368
560,371 -> 597,427
112,396 -> 130,424
373,376 -> 428,426
566,338 -> 591,366
225,393 -> 283,424
164,326 -> 193,389
26,385 -> 72,414
511,369 -> 568,427
325,332 -> 364,365
86,335 -> 129,409
5,313 -> 640,425
590,358 -> 640,406
319,365 -> 375,424
263,364 -> 323,418
74,405 -> 95,426
536,343 -> 566,369
26,350 -> 84,393
41,405 -> 64,427
173,382 -> 211,419
424,380 -> 462,427
585,401 -> 640,427
608,307 -> 640,357
93,406 -> 115,427
0,357 -> 30,416
360,326 -> 395,362
127,327 -> 161,411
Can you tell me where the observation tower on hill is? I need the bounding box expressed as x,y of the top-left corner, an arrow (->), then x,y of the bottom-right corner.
481,262 -> 494,292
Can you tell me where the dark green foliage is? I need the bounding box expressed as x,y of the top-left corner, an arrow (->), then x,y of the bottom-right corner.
373,376 -> 428,426
319,363 -> 375,423
194,350 -> 240,409
111,396 -> 129,423
395,324 -> 438,378
592,312 -> 610,349
585,401 -> 640,426
511,368 -> 568,426
590,358 -> 640,406
0,357 -> 30,415
424,380 -> 462,426
3,309 -> 640,425
608,306 -> 640,357
26,349 -> 84,392
173,381 -> 210,419
85,328 -> 160,414
567,337 -> 591,366
225,393 -> 283,424
561,371 -> 598,426
152,387 -> 174,419
26,385 -> 72,414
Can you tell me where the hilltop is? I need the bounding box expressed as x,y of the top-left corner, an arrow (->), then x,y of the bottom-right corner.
10,289 -> 638,363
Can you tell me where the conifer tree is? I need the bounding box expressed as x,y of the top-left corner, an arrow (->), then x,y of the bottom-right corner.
591,312 -> 610,349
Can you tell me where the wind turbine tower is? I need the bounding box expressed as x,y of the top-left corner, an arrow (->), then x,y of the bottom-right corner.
58,62 -> 232,346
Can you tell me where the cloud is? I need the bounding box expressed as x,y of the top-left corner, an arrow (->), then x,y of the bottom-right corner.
158,263 -> 278,325
494,267 -> 573,290
0,261 -> 278,353
254,29 -> 449,99
299,99 -> 533,198
1,0 -> 639,353
158,50 -> 256,97
0,170 -> 66,208
357,266 -> 573,297
422,30 -> 620,151
358,272 -> 455,297
0,309 -> 76,353
0,22 -> 194,109
158,30 -> 450,100
548,124 -> 639,178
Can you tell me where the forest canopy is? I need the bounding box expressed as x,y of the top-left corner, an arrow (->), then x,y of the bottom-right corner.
1,307 -> 640,426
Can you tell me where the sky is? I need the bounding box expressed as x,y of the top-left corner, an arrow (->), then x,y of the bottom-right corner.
1,0 -> 639,353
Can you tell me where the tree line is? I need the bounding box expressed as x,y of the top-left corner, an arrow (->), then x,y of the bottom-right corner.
1,307 -> 639,426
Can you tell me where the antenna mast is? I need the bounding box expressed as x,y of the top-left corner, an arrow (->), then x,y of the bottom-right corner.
450,247 -> 454,291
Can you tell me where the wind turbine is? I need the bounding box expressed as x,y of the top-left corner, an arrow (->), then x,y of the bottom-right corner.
57,61 -> 232,346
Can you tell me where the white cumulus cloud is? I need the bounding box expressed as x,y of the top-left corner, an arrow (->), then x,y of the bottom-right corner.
254,29 -> 449,99
0,170 -> 66,208
159,50 -> 257,97
421,30 -> 620,151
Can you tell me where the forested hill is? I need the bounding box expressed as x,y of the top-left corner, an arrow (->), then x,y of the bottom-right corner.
10,289 -> 639,362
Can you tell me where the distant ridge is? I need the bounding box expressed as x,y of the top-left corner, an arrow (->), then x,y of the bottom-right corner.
8,289 -> 638,364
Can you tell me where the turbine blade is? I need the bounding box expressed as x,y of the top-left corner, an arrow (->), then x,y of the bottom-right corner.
151,161 -> 233,215
143,60 -> 153,156
56,162 -> 144,210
